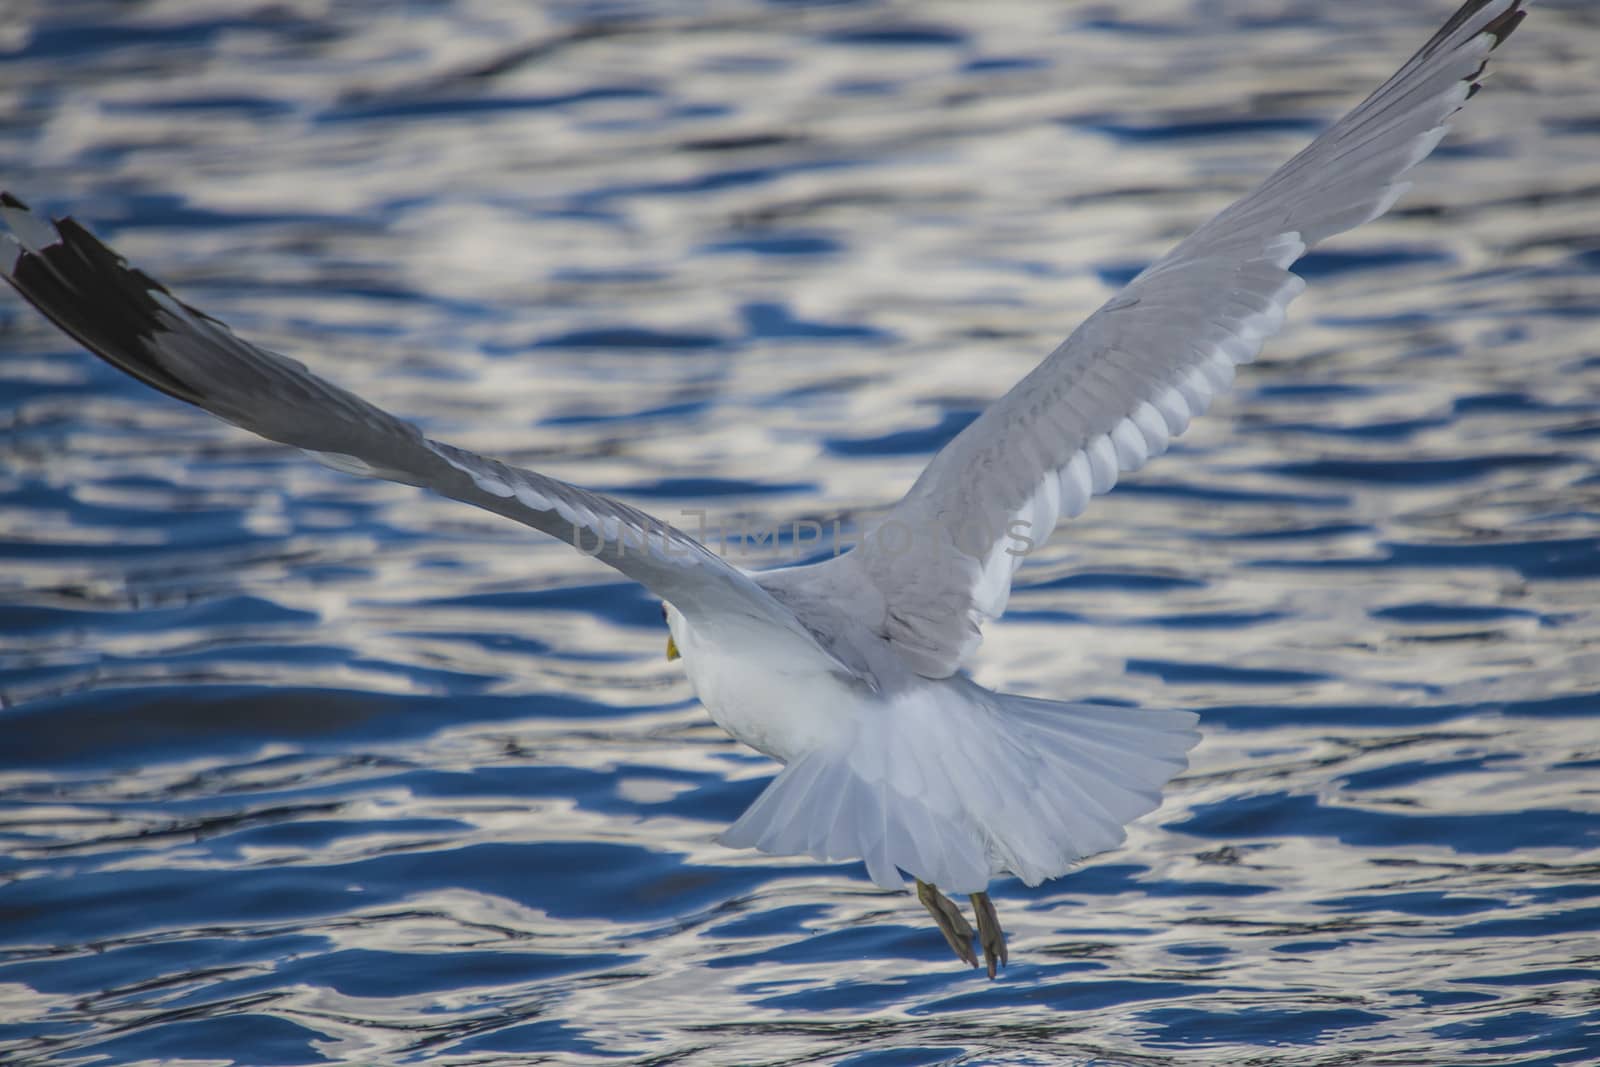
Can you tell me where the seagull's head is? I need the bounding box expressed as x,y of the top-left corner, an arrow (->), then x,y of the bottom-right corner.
662,601 -> 683,662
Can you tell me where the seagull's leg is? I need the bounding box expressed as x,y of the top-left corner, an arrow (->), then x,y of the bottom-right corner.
916,879 -> 977,968
969,891 -> 1008,979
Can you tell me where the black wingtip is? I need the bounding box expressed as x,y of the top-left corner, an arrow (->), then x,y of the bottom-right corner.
1433,0 -> 1526,45
1483,5 -> 1527,49
0,198 -> 207,408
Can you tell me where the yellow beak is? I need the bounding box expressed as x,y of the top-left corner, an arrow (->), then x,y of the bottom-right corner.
666,634 -> 679,661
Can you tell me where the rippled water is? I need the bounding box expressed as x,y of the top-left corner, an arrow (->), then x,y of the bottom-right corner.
3,2 -> 1599,1064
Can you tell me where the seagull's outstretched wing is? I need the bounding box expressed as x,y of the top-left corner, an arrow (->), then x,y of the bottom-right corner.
0,192 -> 819,642
825,0 -> 1528,678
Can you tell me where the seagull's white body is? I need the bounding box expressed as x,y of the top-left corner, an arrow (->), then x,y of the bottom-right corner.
663,579 -> 1202,895
668,600 -> 859,763
0,0 -> 1531,971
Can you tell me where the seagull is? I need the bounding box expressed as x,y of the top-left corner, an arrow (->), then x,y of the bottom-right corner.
1,0 -> 1528,978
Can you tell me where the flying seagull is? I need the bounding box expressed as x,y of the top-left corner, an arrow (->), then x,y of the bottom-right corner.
0,0 -> 1529,977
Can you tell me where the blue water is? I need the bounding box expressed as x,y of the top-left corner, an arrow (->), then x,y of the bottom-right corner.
3,2 -> 1599,1064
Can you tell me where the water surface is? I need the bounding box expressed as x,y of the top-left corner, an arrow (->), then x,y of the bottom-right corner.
2,2 -> 1598,1064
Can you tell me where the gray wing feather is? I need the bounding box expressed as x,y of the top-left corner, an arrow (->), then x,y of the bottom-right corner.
824,0 -> 1529,678
0,194 -> 803,631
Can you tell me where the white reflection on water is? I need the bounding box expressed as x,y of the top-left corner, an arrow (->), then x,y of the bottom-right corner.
1,1 -> 1599,1064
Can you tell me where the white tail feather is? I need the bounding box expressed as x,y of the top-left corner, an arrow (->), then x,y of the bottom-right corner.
720,679 -> 1200,894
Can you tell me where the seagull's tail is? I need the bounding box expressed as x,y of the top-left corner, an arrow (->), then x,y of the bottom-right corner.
719,680 -> 1200,894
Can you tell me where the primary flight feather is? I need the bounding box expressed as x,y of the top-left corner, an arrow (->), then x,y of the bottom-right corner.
0,0 -> 1529,977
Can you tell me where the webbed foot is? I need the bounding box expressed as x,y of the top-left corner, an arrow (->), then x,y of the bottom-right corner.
970,890 -> 1008,979
916,878 -> 976,968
